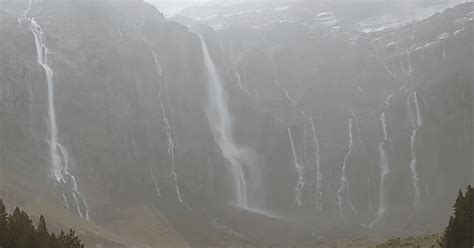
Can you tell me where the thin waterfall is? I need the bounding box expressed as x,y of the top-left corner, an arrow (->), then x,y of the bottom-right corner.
367,177 -> 372,213
232,67 -> 247,93
59,144 -> 90,221
337,116 -> 358,219
149,44 -> 183,203
414,91 -> 423,127
150,168 -> 162,198
370,93 -> 394,227
347,107 -> 362,146
62,193 -> 70,211
160,103 -> 182,202
269,49 -> 296,107
22,0 -> 33,20
372,41 -> 396,79
30,19 -> 89,221
310,117 -> 323,211
288,128 -> 304,207
408,22 -> 416,75
407,91 -> 423,208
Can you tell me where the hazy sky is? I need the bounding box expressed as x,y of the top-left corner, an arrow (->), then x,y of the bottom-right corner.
146,0 -> 469,15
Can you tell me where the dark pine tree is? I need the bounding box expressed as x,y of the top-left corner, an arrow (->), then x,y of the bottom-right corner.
36,215 -> 51,248
0,199 -> 84,247
6,207 -> 37,248
440,186 -> 474,248
0,199 -> 7,247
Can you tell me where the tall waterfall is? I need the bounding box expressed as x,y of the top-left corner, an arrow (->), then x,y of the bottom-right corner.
337,116 -> 358,219
310,118 -> 323,211
160,103 -> 182,202
407,91 -> 423,208
30,19 -> 89,221
287,128 -> 304,207
370,93 -> 394,227
150,47 -> 183,203
199,36 -> 253,209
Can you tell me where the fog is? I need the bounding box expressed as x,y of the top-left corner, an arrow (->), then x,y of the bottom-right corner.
148,0 -> 469,15
0,0 -> 472,247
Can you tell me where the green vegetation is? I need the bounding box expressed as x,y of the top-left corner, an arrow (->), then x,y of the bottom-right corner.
0,199 -> 84,248
439,185 -> 474,248
376,235 -> 439,248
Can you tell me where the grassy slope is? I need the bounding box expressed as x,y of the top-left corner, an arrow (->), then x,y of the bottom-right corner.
315,235 -> 440,248
0,167 -> 189,248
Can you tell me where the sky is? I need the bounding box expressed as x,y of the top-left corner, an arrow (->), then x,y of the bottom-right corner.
146,0 -> 469,16
146,0 -> 208,15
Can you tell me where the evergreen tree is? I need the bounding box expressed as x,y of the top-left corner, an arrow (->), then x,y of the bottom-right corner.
464,185 -> 474,245
37,215 -> 51,248
441,186 -> 474,248
6,207 -> 37,248
0,199 -> 7,247
0,198 -> 84,247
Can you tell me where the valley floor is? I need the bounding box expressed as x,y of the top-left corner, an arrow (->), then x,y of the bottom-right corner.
313,234 -> 440,248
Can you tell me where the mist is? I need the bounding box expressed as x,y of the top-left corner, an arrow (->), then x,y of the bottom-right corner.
0,0 -> 472,247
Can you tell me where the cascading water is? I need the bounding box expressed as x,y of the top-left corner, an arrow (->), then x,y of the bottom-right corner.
347,107 -> 361,146
372,41 -> 396,79
22,0 -> 33,20
269,48 -> 296,107
160,103 -> 183,202
199,36 -> 252,209
370,93 -> 394,227
30,19 -> 89,221
407,91 -> 423,208
336,116 -> 358,219
149,45 -> 183,203
232,67 -> 247,93
287,128 -> 304,207
414,92 -> 423,127
408,22 -> 416,75
310,117 -> 323,211
150,168 -> 162,198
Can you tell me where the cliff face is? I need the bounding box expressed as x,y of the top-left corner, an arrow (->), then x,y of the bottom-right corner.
0,1 -> 200,247
203,2 -> 473,239
0,0 -> 472,247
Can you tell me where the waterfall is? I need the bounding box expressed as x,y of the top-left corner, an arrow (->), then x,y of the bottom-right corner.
372,41 -> 396,79
22,0 -> 33,20
348,107 -> 362,146
160,103 -> 182,202
414,92 -> 423,127
232,67 -> 247,93
149,46 -> 183,203
150,168 -> 162,198
407,91 -> 423,208
269,49 -> 296,107
199,36 -> 253,209
408,22 -> 416,75
337,117 -> 358,219
310,118 -> 323,211
30,19 -> 89,221
287,128 -> 304,207
370,94 -> 394,227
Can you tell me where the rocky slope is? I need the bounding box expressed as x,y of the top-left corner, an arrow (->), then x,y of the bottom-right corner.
0,0 -> 472,247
